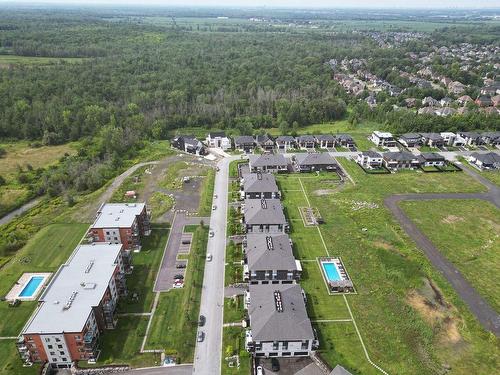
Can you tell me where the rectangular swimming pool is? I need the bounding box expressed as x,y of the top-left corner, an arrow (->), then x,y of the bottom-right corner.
19,276 -> 44,297
321,262 -> 342,282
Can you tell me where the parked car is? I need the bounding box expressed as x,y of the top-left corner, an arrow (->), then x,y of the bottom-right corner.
214,194 -> 218,199
172,281 -> 184,289
197,331 -> 205,342
256,366 -> 264,375
271,358 -> 280,371
175,263 -> 187,269
206,253 -> 212,262
174,274 -> 184,280
212,205 -> 217,210
198,315 -> 206,327
209,230 -> 215,238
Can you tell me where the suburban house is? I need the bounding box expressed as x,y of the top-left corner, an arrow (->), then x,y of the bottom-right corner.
383,151 -> 421,170
440,132 -> 465,147
336,134 -> 356,149
398,133 -> 422,148
205,132 -> 231,150
242,199 -> 288,234
245,283 -> 317,357
475,96 -> 492,107
171,135 -> 206,155
418,152 -> 446,167
330,365 -> 354,375
255,135 -> 275,151
248,154 -> 288,173
420,133 -> 445,148
293,153 -> 337,172
457,132 -> 483,146
422,96 -> 439,107
456,95 -> 473,105
469,152 -> 500,170
243,233 -> 301,283
440,97 -> 453,107
275,136 -> 296,152
480,132 -> 500,146
295,135 -> 316,150
357,151 -> 383,169
370,131 -> 396,147
241,173 -> 281,200
89,203 -> 151,253
17,244 -> 126,368
234,136 -> 256,152
315,134 -> 336,149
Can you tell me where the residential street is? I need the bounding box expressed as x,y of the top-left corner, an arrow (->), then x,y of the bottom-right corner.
193,156 -> 237,374
385,167 -> 500,337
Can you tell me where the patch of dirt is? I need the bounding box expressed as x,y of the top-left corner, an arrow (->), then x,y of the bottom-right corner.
313,189 -> 337,196
441,215 -> 465,224
373,240 -> 395,251
407,278 -> 463,346
480,218 -> 500,233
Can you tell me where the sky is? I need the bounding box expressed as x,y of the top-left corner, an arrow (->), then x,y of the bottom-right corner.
1,0 -> 499,9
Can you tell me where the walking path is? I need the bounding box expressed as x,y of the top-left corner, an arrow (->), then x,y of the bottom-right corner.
0,197 -> 43,226
385,166 -> 500,337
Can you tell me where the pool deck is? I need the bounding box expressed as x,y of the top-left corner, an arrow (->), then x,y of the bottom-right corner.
317,257 -> 356,295
5,272 -> 52,301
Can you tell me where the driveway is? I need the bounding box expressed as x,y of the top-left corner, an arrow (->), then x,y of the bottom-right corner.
193,156 -> 237,375
154,212 -> 209,292
384,166 -> 500,337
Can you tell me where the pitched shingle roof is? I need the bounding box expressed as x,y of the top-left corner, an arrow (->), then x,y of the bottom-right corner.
244,199 -> 287,226
294,152 -> 336,166
471,152 -> 500,165
234,135 -> 255,145
248,154 -> 288,168
243,173 -> 279,194
245,233 -> 297,271
248,283 -> 314,341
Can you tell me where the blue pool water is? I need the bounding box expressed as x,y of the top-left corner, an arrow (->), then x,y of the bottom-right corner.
322,262 -> 342,281
19,276 -> 44,297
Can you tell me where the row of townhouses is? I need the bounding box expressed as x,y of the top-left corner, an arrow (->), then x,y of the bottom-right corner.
17,203 -> 151,369
172,132 -> 356,155
247,153 -> 338,174
371,130 -> 500,149
239,168 -> 318,358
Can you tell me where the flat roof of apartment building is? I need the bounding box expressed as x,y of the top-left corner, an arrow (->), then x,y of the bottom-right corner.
248,283 -> 314,342
245,233 -> 297,272
23,243 -> 123,334
92,203 -> 145,228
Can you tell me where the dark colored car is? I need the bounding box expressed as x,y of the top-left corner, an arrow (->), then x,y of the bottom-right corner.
176,264 -> 187,269
174,274 -> 184,280
198,315 -> 206,327
271,358 -> 280,372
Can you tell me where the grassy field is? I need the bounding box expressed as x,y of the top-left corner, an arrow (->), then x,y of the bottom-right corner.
401,199 -> 500,312
0,223 -> 87,337
221,327 -> 251,375
148,192 -> 175,220
460,159 -> 500,186
117,225 -> 169,314
198,169 -> 215,216
146,225 -> 208,363
275,159 -> 499,374
0,341 -> 38,375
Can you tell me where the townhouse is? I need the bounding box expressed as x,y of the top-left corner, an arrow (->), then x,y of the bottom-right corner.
255,135 -> 275,152
293,153 -> 337,172
420,133 -> 445,148
356,151 -> 383,169
295,135 -> 316,150
17,244 -> 126,368
240,173 -> 281,200
89,203 -> 151,253
480,132 -> 500,146
440,132 -> 465,147
457,132 -> 483,146
171,135 -> 206,155
243,233 -> 301,283
248,154 -> 288,173
383,151 -> 421,170
242,198 -> 288,234
245,283 -> 317,357
275,136 -> 296,152
205,132 -> 231,150
418,152 -> 446,167
335,134 -> 356,149
234,136 -> 256,152
469,152 -> 500,170
314,134 -> 336,149
370,131 -> 396,148
398,133 -> 422,148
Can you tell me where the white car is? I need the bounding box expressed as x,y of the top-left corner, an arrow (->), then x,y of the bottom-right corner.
209,230 -> 215,238
172,281 -> 184,289
206,253 -> 212,262
256,366 -> 264,375
212,205 -> 217,210
214,194 -> 218,199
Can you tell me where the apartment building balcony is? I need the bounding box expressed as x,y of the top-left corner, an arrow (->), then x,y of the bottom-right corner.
103,299 -> 118,329
83,331 -> 99,352
16,337 -> 32,364
245,330 -> 254,352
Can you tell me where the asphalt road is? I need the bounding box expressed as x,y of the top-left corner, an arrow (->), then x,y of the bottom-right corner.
193,156 -> 237,375
385,169 -> 500,336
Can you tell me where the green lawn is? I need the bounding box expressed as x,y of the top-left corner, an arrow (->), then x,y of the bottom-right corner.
221,327 -> 251,375
224,295 -> 246,324
148,192 -> 175,221
146,225 -> 208,363
0,223 -> 87,337
401,199 -> 500,312
158,161 -> 189,190
0,341 -> 38,375
198,169 -> 215,216
276,160 -> 499,374
117,225 -> 169,314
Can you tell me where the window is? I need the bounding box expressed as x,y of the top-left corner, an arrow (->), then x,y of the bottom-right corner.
106,231 -> 110,235
74,335 -> 81,340
44,338 -> 51,343
52,358 -> 57,362
272,342 -> 279,350
269,352 -> 278,357
62,358 -> 67,362
50,352 -> 55,356
282,342 -> 288,350
57,345 -> 63,349
47,345 -> 53,349
59,351 -> 65,355
114,237 -> 118,241
55,338 -> 61,342
282,352 -> 291,356
301,340 -> 309,350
